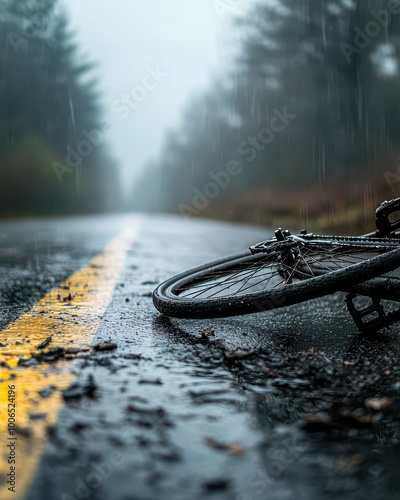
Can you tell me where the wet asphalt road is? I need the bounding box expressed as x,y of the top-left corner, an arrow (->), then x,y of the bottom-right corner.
1,214 -> 400,500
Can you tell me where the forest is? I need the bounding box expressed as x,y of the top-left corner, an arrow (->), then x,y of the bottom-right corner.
0,0 -> 120,216
134,0 -> 400,232
2,0 -> 400,229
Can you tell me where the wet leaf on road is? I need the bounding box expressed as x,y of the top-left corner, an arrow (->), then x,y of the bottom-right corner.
62,292 -> 74,302
201,328 -> 215,339
365,396 -> 393,411
37,335 -> 52,349
29,412 -> 47,421
302,414 -> 333,432
203,478 -> 231,491
204,437 -> 245,456
38,385 -> 56,399
126,404 -> 167,417
93,342 -> 117,351
138,378 -> 163,385
62,374 -> 97,400
336,454 -> 365,470
264,366 -> 284,378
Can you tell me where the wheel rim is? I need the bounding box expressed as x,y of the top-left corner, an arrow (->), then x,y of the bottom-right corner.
168,240 -> 397,301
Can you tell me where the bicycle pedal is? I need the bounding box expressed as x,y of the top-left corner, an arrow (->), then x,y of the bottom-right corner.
345,294 -> 388,333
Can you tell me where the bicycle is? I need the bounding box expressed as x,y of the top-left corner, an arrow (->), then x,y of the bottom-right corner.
153,198 -> 400,333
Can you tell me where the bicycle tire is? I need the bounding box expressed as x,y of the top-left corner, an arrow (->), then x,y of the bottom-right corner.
153,236 -> 400,319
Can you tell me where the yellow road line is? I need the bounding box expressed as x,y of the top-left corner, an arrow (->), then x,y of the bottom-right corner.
0,218 -> 140,499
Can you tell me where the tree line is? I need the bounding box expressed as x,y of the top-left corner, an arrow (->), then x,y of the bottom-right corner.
0,0 -> 120,216
134,0 -> 400,229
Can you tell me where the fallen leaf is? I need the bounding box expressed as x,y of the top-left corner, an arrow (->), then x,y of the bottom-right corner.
223,351 -> 255,362
203,478 -> 230,491
204,437 -> 245,456
62,374 -> 97,400
201,328 -> 215,338
264,367 -> 282,378
365,397 -> 393,411
302,414 -> 332,431
37,336 -> 52,349
336,453 -> 364,470
138,378 -> 163,385
92,342 -> 117,351
301,347 -> 315,356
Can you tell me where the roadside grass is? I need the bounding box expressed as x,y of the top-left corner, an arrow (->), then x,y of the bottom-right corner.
203,204 -> 370,234
198,180 -> 394,235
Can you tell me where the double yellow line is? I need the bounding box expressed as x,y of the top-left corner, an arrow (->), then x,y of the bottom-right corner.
0,218 -> 140,499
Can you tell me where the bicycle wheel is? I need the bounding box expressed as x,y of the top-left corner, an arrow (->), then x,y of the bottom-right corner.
153,234 -> 400,319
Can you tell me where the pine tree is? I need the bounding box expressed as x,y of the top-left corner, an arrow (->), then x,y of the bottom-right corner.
0,0 -> 120,215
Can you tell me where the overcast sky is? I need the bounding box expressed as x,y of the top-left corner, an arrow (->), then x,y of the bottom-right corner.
65,0 -> 246,192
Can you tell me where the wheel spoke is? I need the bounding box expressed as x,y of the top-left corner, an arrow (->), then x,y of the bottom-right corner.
171,238 -> 395,300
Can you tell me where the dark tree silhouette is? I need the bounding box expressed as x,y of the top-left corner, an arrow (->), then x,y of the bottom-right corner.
0,0 -> 120,216
136,0 -> 400,229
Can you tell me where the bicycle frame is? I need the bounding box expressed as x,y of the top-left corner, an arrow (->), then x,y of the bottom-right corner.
342,198 -> 400,333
